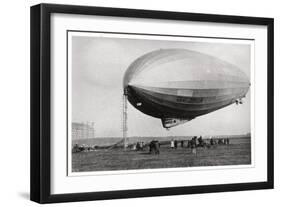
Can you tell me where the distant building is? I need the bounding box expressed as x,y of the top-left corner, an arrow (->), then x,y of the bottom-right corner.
72,122 -> 95,140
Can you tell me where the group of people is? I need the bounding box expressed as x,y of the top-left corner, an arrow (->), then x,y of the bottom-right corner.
132,136 -> 231,155
210,138 -> 230,145
187,136 -> 206,148
170,136 -> 204,149
72,144 -> 96,153
149,140 -> 160,154
170,136 -> 231,150
134,141 -> 145,151
170,139 -> 181,149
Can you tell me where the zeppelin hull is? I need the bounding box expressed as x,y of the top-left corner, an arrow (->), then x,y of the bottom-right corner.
123,49 -> 250,128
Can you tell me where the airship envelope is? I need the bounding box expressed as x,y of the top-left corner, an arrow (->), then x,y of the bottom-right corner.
123,49 -> 250,129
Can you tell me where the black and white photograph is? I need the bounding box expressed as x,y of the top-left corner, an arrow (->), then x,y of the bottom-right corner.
29,3 -> 274,204
69,32 -> 252,174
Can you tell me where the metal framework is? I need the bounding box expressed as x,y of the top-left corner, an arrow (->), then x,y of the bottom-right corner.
122,92 -> 128,149
72,122 -> 95,140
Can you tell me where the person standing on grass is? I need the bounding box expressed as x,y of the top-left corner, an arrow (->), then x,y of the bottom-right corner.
210,137 -> 213,145
174,140 -> 178,149
192,141 -> 197,154
191,137 -> 197,154
170,139 -> 175,148
181,140 -> 184,148
226,138 -> 230,145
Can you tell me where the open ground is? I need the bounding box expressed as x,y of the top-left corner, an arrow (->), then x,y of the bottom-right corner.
72,137 -> 251,172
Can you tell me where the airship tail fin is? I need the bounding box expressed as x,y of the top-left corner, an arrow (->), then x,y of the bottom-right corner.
161,118 -> 192,129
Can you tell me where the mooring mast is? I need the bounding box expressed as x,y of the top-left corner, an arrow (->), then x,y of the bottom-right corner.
122,89 -> 128,149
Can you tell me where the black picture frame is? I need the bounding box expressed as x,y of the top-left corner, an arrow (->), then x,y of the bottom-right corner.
30,3 -> 274,204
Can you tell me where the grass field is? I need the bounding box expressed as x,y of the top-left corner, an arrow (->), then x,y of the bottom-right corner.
72,138 -> 251,172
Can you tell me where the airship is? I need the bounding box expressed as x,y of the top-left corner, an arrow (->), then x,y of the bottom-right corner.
123,48 -> 250,129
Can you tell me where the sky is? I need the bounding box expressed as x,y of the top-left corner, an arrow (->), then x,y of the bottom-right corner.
71,34 -> 251,138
